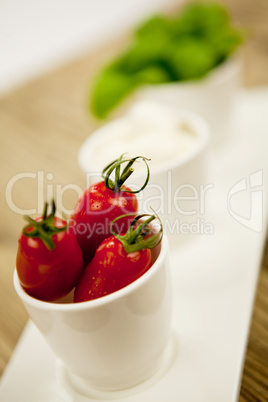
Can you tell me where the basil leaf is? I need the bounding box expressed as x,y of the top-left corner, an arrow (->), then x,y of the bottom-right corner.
90,69 -> 135,119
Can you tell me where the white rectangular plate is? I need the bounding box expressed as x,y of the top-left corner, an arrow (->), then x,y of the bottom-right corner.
0,88 -> 267,402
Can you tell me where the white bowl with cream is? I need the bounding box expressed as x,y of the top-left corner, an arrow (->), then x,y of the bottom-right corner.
79,101 -> 211,241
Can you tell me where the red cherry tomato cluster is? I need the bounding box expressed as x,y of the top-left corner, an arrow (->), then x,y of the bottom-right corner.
16,154 -> 162,302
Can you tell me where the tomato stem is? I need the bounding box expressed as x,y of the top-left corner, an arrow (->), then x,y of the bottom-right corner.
111,211 -> 163,253
102,154 -> 150,193
23,200 -> 67,250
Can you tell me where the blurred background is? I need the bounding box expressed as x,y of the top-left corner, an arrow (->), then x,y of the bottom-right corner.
0,0 -> 267,95
0,0 -> 180,95
0,0 -> 267,400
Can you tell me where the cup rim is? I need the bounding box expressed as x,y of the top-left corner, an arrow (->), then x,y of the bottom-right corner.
78,106 -> 210,178
13,233 -> 168,312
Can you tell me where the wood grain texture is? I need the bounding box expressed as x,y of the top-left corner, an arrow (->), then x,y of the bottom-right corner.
0,1 -> 267,400
239,238 -> 268,402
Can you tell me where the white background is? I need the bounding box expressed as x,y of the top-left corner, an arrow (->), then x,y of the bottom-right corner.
0,0 -> 181,95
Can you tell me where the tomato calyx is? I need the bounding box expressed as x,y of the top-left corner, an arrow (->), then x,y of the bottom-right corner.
22,200 -> 67,250
110,212 -> 163,253
102,154 -> 150,193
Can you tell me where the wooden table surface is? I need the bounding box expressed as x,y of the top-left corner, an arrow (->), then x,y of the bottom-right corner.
0,0 -> 267,400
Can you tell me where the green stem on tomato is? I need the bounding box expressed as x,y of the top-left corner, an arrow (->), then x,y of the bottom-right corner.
110,211 -> 163,253
22,200 -> 67,250
102,154 -> 150,193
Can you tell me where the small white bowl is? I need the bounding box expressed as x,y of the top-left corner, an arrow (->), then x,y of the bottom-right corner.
14,233 -> 173,392
78,101 -> 211,241
132,56 -> 242,147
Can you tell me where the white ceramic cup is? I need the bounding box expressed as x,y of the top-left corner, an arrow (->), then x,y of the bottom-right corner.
14,233 -> 172,392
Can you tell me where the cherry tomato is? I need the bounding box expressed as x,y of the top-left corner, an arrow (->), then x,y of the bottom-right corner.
74,213 -> 162,302
16,201 -> 83,301
70,155 -> 150,266
70,181 -> 138,265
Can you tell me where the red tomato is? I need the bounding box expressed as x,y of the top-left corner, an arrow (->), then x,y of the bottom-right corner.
16,202 -> 83,301
74,212 -> 162,302
74,236 -> 152,302
70,155 -> 150,266
70,181 -> 138,265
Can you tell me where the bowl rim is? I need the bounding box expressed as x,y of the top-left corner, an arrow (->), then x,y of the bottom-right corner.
78,105 -> 210,178
13,233 -> 169,312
